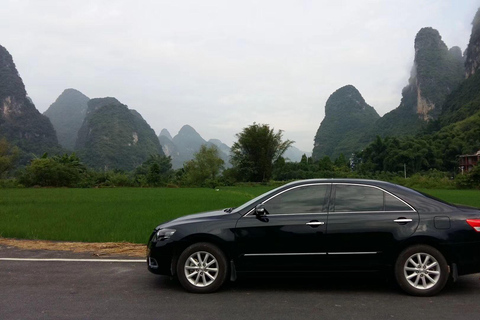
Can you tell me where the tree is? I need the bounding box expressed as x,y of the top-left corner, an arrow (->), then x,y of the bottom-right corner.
134,154 -> 173,186
318,156 -> 334,171
0,137 -> 19,177
231,123 -> 293,182
183,145 -> 224,186
19,153 -> 86,187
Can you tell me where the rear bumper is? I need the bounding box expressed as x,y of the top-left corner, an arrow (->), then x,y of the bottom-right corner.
450,241 -> 480,276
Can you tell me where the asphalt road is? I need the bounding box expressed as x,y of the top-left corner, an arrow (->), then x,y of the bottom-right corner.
1,246 -> 480,320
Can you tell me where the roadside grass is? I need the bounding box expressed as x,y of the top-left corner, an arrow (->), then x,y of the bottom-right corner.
0,187 -> 478,244
0,187 -> 272,244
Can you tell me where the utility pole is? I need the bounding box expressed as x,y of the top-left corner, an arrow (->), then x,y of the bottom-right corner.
404,163 -> 406,179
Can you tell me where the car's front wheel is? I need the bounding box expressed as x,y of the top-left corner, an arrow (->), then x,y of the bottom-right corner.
394,244 -> 449,296
176,242 -> 228,293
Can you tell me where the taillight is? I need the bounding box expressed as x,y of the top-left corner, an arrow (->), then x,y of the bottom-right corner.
466,219 -> 480,232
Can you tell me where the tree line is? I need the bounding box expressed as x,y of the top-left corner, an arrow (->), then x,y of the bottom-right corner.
1,122 -> 480,189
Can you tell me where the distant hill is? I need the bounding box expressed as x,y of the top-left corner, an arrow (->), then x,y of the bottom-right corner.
357,8 -> 480,174
465,8 -> 480,79
44,88 -> 89,150
158,129 -> 179,162
208,139 -> 231,156
75,97 -> 164,171
313,26 -> 467,159
0,45 -> 60,162
283,145 -> 311,162
159,125 -> 231,169
439,8 -> 480,126
171,125 -> 207,168
367,27 -> 465,139
312,85 -> 380,159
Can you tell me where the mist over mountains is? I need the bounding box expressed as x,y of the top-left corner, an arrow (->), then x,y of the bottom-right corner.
159,125 -> 231,169
1,7 -> 480,173
313,25 -> 469,159
44,88 -> 89,150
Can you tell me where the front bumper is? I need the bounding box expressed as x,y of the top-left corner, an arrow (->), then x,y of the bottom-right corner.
146,235 -> 177,275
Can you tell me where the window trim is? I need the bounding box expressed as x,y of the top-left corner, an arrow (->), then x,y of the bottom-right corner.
331,183 -> 416,213
243,183 -> 331,217
242,182 -> 416,217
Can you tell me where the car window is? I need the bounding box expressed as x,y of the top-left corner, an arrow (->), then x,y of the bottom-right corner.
385,193 -> 412,211
263,185 -> 329,214
232,185 -> 284,213
334,185 -> 383,212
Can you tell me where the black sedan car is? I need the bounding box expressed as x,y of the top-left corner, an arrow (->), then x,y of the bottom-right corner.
147,179 -> 480,296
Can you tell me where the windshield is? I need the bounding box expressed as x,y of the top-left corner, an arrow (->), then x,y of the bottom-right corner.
232,185 -> 284,214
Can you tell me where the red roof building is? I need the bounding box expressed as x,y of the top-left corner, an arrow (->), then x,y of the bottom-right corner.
459,150 -> 480,173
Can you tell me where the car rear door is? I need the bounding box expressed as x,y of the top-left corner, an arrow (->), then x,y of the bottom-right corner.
326,183 -> 419,270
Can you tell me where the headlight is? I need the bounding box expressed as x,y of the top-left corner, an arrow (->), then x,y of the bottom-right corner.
155,228 -> 176,241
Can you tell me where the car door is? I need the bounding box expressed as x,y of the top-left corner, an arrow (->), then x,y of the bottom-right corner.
234,183 -> 331,272
326,183 -> 419,270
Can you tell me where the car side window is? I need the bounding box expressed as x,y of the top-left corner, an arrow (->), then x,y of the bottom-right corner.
263,185 -> 329,214
385,193 -> 412,211
334,185 -> 383,212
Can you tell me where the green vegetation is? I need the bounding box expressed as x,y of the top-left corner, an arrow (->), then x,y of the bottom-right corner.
437,71 -> 480,126
312,85 -> 380,159
182,144 -> 224,187
231,123 -> 293,182
0,187 -> 478,244
415,189 -> 480,207
464,8 -> 480,78
133,154 -> 173,187
356,109 -> 480,183
75,98 -> 164,171
365,28 -> 464,143
0,45 -> 61,164
18,153 -> 86,187
0,137 -> 18,177
0,187 -> 272,243
413,28 -> 464,119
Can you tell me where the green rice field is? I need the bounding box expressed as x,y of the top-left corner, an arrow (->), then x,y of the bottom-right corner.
0,187 -> 272,244
0,187 -> 479,244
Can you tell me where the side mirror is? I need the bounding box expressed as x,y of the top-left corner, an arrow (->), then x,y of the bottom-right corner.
255,204 -> 269,217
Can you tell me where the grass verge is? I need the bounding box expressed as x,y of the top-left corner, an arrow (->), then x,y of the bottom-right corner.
0,187 -> 272,244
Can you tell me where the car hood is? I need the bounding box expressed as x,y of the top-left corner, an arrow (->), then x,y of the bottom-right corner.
156,209 -> 235,229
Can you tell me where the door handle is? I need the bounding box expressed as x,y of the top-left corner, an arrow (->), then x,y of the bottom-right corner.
394,218 -> 413,223
306,221 -> 325,226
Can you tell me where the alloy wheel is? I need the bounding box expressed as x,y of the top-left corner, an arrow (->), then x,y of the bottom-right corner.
403,252 -> 441,290
184,251 -> 219,288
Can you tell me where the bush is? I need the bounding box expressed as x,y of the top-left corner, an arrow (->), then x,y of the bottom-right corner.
19,154 -> 85,187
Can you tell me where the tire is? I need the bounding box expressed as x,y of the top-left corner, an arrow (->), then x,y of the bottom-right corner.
394,245 -> 449,296
176,242 -> 228,293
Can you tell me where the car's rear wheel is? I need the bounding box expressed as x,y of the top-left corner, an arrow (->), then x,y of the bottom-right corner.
176,242 -> 227,293
395,245 -> 449,296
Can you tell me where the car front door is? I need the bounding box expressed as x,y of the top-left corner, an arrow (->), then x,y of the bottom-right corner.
234,183 -> 331,272
326,183 -> 419,270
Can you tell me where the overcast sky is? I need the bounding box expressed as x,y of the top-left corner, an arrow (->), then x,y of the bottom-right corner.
2,0 -> 479,151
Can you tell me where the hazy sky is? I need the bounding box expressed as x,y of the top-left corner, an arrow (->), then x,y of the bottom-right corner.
2,0 -> 479,151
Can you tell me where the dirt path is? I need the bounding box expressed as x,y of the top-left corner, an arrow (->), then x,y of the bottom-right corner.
0,238 -> 146,258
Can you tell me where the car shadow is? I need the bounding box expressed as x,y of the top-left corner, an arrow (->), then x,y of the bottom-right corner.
148,272 -> 480,296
